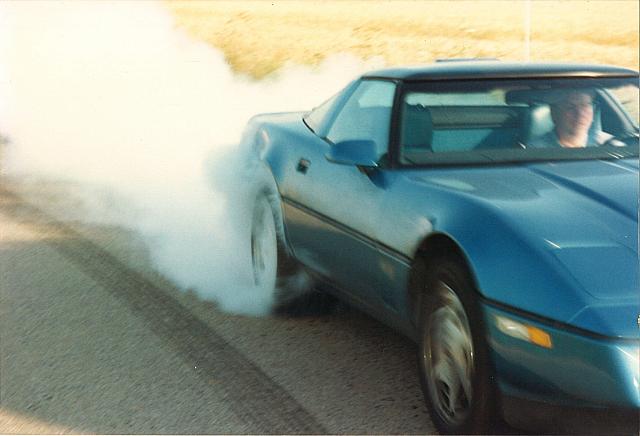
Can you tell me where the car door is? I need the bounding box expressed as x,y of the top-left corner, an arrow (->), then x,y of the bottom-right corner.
282,79 -> 402,307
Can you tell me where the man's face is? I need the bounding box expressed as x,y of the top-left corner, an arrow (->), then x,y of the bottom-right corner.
553,91 -> 594,136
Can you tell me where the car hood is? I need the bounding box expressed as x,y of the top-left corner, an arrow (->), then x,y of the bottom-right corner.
529,159 -> 638,225
407,158 -> 639,336
523,159 -> 638,300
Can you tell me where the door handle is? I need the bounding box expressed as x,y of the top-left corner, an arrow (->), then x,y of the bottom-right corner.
297,158 -> 310,174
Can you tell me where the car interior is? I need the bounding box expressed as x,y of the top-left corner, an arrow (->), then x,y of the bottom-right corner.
399,96 -> 611,157
401,103 -> 527,152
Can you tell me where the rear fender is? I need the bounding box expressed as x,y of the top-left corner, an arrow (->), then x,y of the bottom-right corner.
242,123 -> 291,253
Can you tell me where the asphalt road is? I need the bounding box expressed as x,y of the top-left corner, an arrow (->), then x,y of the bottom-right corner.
0,179 -> 434,434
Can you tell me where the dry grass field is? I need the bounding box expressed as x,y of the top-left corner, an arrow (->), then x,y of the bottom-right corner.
165,0 -> 639,79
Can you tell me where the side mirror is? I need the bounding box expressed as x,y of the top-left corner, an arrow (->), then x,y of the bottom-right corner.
325,139 -> 379,168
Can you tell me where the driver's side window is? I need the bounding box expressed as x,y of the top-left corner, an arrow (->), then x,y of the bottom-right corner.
326,80 -> 396,160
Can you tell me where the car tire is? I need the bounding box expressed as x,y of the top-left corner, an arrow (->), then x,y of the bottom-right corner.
251,192 -> 335,316
250,193 -> 280,291
417,257 -> 497,435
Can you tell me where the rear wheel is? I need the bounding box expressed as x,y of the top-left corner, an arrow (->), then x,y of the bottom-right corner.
251,192 -> 335,315
250,194 -> 278,290
418,257 -> 496,434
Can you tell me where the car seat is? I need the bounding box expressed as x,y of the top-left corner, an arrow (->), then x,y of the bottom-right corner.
401,104 -> 433,150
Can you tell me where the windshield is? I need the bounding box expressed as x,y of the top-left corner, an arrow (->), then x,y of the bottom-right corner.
398,77 -> 639,166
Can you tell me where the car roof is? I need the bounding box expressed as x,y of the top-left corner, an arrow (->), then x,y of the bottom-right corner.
362,61 -> 639,81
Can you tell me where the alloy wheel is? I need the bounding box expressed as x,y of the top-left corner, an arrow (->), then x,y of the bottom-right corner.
422,281 -> 475,427
251,197 -> 278,289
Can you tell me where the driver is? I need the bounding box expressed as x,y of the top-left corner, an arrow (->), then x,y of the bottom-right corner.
530,90 -> 612,148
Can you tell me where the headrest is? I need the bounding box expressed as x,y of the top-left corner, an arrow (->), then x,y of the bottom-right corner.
401,104 -> 433,149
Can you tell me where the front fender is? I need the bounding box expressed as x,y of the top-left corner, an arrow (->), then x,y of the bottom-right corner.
397,182 -> 595,326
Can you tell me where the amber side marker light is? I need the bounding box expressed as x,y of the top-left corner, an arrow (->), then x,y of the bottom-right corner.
495,315 -> 553,349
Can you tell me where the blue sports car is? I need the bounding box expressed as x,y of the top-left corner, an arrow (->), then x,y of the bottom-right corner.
241,61 -> 639,434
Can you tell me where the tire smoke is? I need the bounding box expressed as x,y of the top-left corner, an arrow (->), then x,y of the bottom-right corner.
0,0 -> 381,315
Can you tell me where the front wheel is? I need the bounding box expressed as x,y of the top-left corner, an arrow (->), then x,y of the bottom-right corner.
418,258 -> 497,434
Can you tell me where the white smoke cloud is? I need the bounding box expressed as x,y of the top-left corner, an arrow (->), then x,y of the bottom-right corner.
0,0 -> 382,315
